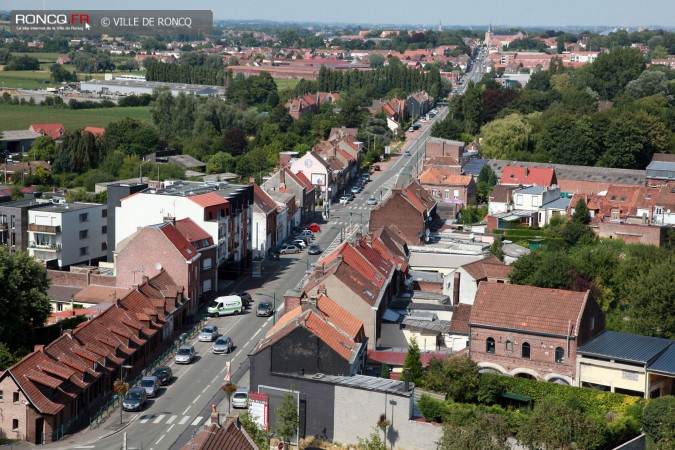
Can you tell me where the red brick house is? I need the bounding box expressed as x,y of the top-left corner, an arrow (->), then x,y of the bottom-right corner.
369,180 -> 437,245
286,92 -> 340,119
29,123 -> 65,140
425,137 -> 465,161
174,217 -> 217,303
469,282 -> 605,385
419,167 -> 477,208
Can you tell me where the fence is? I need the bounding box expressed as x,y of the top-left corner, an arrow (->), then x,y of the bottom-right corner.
88,316 -> 207,430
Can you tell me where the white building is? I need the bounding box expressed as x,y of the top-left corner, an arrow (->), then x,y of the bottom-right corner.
28,202 -> 107,268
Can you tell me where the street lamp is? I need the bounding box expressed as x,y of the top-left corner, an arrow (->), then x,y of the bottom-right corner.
117,364 -> 132,424
255,291 -> 277,325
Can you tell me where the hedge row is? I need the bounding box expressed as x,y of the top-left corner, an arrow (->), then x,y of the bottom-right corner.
484,373 -> 644,416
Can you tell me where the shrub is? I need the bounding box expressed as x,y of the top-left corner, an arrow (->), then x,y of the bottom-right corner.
477,373 -> 505,404
643,396 -> 675,445
445,401 -> 477,427
418,395 -> 447,423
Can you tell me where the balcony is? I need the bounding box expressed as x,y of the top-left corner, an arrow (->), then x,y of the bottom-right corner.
28,224 -> 61,234
29,242 -> 62,251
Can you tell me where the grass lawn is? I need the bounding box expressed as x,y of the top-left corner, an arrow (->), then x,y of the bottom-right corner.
275,78 -> 300,91
0,70 -> 109,89
0,104 -> 152,131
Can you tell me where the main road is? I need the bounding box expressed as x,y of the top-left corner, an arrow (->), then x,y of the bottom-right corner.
48,109 -> 447,450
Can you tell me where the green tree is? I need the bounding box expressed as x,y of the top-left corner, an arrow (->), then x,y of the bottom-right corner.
479,113 -> 532,160
0,249 -> 51,364
339,96 -> 366,128
222,128 -> 248,156
380,363 -> 390,379
463,81 -> 483,135
572,197 -> 590,224
369,53 -> 386,68
275,390 -> 299,447
357,427 -> 387,450
49,63 -> 78,82
477,373 -> 505,404
238,412 -> 269,449
436,413 -> 510,450
4,55 -> 40,71
206,152 -> 236,174
476,164 -> 497,203
643,396 -> 675,448
418,395 -> 447,422
489,238 -> 504,261
510,248 -> 577,290
403,336 -> 424,385
625,70 -> 670,99
0,342 -> 19,370
585,47 -> 645,100
431,116 -> 463,141
535,113 -> 599,166
29,136 -> 58,162
423,356 -> 479,403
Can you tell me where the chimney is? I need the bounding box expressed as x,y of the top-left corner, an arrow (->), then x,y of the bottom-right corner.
34,345 -> 45,353
249,177 -> 256,184
453,272 -> 461,306
284,291 -> 302,314
210,404 -> 220,427
404,368 -> 410,391
142,274 -> 149,285
365,232 -> 373,246
317,285 -> 327,296
163,215 -> 176,225
279,168 -> 286,188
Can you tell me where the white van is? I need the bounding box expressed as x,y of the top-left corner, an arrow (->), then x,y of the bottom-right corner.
207,295 -> 243,317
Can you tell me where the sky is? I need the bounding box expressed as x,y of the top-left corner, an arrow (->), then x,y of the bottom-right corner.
4,0 -> 675,28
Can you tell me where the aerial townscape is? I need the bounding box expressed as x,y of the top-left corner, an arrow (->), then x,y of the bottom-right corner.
0,2 -> 675,450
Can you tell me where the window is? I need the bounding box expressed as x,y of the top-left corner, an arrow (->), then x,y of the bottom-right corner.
13,391 -> 19,403
203,279 -> 212,292
620,196 -> 626,202
79,246 -> 88,256
555,347 -> 565,364
590,316 -> 595,331
79,230 -> 89,239
12,419 -> 18,430
505,340 -> 513,351
79,213 -> 88,222
432,189 -> 438,197
532,196 -> 539,207
611,210 -> 620,221
101,242 -> 107,251
610,195 -> 616,201
516,195 -> 523,206
486,338 -> 495,354
521,342 -> 531,359
203,258 -> 212,270
0,390 -> 3,402
10,215 -> 15,228
101,209 -> 107,218
453,189 -> 459,200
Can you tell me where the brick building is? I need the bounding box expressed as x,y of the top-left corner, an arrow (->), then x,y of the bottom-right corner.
419,167 -> 476,210
425,137 -> 464,161
469,282 -> 605,385
262,167 -> 316,224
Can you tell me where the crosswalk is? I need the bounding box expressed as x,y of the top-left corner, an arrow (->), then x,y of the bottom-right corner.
138,413 -> 204,427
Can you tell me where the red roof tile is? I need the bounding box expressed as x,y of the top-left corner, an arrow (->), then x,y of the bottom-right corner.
470,282 -> 590,337
461,256 -> 512,281
82,126 -> 105,137
188,192 -> 229,208
500,166 -> 556,187
29,123 -> 65,139
157,222 -> 199,261
448,304 -> 472,335
175,218 -> 213,245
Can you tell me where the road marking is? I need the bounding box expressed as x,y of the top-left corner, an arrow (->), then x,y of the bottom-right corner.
166,415 -> 177,424
252,328 -> 261,339
179,416 -> 190,425
211,374 -> 219,383
155,434 -> 165,445
140,415 -> 152,424
192,394 -> 201,403
191,416 -> 204,426
266,317 -> 272,324
202,386 -> 209,394
74,447 -> 95,449
175,365 -> 192,380
153,414 -> 165,424
236,349 -> 242,357
167,424 -> 175,433
181,406 -> 190,415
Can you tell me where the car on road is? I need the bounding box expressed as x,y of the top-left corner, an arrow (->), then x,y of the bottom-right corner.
207,296 -> 243,317
294,235 -> 311,245
152,366 -> 173,385
408,126 -> 414,132
175,344 -> 196,364
279,244 -> 300,254
256,301 -> 274,317
298,229 -> 315,240
140,376 -> 160,398
198,325 -> 219,342
367,196 -> 378,206
232,388 -> 249,408
351,185 -> 360,194
231,292 -> 252,308
305,223 -> 321,233
122,388 -> 147,411
292,239 -> 307,249
404,149 -> 411,156
360,173 -> 370,182
212,335 -> 234,354
339,196 -> 350,205
308,243 -> 321,255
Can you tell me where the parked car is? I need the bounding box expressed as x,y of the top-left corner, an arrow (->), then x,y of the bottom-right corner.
256,301 -> 274,317
351,186 -> 360,194
279,244 -> 300,254
298,230 -> 314,240
207,296 -> 243,317
367,196 -> 378,205
404,149 -> 411,156
212,336 -> 234,354
232,388 -> 249,408
308,244 -> 321,255
140,376 -> 160,398
372,164 -> 381,171
294,235 -> 311,245
152,366 -> 172,385
175,344 -> 196,364
408,127 -> 414,132
122,388 -> 147,411
305,223 -> 321,233
292,239 -> 308,249
231,292 -> 252,308
360,173 -> 370,182
198,325 -> 219,342
339,196 -> 350,205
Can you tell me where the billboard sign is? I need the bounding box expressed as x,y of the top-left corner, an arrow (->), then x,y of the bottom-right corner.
248,391 -> 269,431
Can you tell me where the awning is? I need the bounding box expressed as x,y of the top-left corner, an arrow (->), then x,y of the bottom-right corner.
500,392 -> 532,402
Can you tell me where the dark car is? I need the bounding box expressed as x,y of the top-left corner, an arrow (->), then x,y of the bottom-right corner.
256,301 -> 274,317
232,292 -> 252,308
372,165 -> 381,171
308,244 -> 321,255
122,388 -> 147,412
152,366 -> 173,385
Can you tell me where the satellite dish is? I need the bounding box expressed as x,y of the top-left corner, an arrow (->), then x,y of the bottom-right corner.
155,262 -> 162,270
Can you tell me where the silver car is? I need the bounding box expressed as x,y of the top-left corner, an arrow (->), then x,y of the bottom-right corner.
367,196 -> 378,205
198,325 -> 219,342
212,336 -> 233,354
139,376 -> 160,397
175,344 -> 195,364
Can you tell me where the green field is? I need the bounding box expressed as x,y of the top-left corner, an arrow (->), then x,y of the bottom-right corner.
0,69 -> 110,89
275,78 -> 300,91
0,104 -> 152,131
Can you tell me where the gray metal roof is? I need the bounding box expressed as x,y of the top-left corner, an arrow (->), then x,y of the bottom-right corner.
649,345 -> 675,376
515,186 -> 545,195
462,158 -> 488,176
334,374 -> 413,395
542,197 -> 571,210
408,269 -> 444,283
578,330 -> 673,364
0,130 -> 41,141
647,160 -> 675,171
489,160 -> 644,185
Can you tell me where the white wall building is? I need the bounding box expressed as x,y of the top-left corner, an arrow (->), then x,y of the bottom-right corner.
28,202 -> 107,268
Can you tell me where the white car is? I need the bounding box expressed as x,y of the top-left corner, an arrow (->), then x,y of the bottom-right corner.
279,244 -> 300,254
367,196 -> 378,206
292,239 -> 307,249
339,196 -> 350,205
